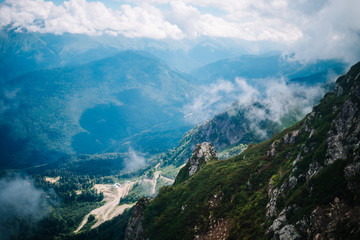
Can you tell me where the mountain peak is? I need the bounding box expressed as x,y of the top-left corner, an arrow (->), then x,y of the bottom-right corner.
189,142 -> 218,176
174,142 -> 218,185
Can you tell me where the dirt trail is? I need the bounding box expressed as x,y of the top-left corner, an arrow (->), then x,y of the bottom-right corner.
74,182 -> 134,233
160,175 -> 174,184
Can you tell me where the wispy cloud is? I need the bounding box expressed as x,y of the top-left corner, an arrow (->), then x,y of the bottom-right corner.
184,76 -> 328,136
183,78 -> 259,123
124,147 -> 146,170
243,78 -> 327,137
0,175 -> 49,240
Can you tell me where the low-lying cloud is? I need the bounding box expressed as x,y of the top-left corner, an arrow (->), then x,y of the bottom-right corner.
243,79 -> 327,137
184,78 -> 259,123
184,76 -> 331,136
124,147 -> 147,171
0,175 -> 48,240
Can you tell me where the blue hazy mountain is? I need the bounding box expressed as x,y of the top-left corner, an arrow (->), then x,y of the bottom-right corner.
0,30 -> 61,82
0,31 -> 350,170
191,54 -> 347,85
0,30 -> 124,83
0,50 -> 193,169
0,31 -> 278,84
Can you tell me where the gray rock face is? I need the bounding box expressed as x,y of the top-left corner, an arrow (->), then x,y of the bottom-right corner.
334,83 -> 343,96
267,140 -> 280,157
344,161 -> 360,199
267,63 -> 360,240
306,162 -> 323,180
326,70 -> 360,165
266,184 -> 280,218
268,208 -> 287,234
268,206 -> 300,240
296,197 -> 360,239
287,176 -> 298,189
283,130 -> 300,145
188,142 -> 218,176
124,197 -> 150,240
278,225 -> 300,240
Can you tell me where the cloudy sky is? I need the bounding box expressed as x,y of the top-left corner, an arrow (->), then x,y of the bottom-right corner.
0,0 -> 359,62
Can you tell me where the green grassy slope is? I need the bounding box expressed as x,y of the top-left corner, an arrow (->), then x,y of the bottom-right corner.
142,61 -> 360,239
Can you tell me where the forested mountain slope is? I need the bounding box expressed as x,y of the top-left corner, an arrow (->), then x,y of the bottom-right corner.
133,61 -> 360,239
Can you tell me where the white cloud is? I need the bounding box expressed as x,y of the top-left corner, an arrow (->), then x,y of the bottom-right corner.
183,79 -> 241,123
0,176 -> 49,240
0,0 -> 359,62
167,1 -> 201,38
125,0 -> 360,62
0,0 -> 306,41
287,0 -> 360,63
184,76 -> 327,134
241,78 -> 326,137
0,0 -> 183,39
124,147 -> 146,170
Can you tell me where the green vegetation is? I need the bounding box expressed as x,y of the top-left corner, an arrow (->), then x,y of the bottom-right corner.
219,144 -> 247,159
142,63 -> 360,239
120,181 -> 154,205
159,165 -> 181,179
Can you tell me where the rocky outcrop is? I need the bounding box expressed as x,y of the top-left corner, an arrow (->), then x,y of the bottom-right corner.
296,197 -> 360,239
195,217 -> 231,240
174,142 -> 218,185
283,130 -> 300,145
268,206 -> 301,240
266,183 -> 280,218
124,197 -> 150,240
267,62 -> 360,240
188,142 -> 218,176
326,95 -> 360,165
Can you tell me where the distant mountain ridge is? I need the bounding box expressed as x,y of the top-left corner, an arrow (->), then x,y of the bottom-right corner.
0,31 -> 253,83
191,54 -> 346,85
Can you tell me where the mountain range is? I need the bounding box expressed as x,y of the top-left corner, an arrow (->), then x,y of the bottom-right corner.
1,30 -> 358,240
1,1 -> 360,239
1,31 -> 359,239
0,36 -> 347,170
123,60 -> 360,240
0,30 -> 256,83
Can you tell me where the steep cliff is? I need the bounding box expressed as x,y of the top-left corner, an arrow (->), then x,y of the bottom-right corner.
140,61 -> 360,240
124,197 -> 151,240
266,61 -> 360,240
